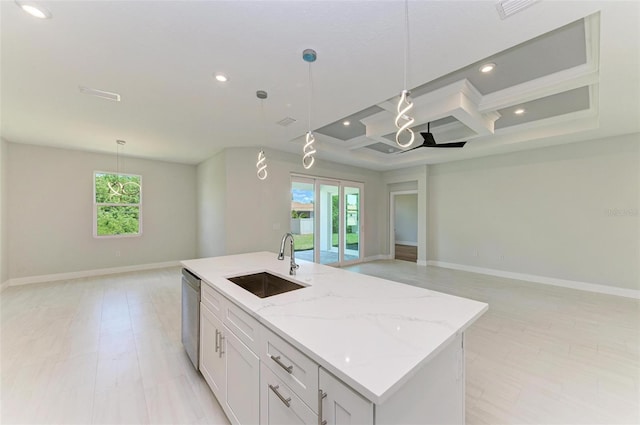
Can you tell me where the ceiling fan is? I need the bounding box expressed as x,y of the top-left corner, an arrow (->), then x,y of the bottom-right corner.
401,122 -> 467,152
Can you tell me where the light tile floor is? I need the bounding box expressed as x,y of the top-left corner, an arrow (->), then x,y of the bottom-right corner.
1,268 -> 229,425
1,262 -> 638,424
344,261 -> 640,425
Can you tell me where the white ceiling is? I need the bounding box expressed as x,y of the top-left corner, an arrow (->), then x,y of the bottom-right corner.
1,1 -> 639,171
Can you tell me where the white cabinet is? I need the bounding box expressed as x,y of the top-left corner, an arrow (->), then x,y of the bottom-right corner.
260,363 -> 316,425
224,325 -> 260,425
200,287 -> 260,425
319,368 -> 373,425
200,302 -> 225,399
259,326 -> 319,411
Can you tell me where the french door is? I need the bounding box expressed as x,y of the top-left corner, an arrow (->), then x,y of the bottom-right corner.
290,176 -> 363,266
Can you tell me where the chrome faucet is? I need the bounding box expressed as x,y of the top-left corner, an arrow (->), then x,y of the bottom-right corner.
278,233 -> 299,275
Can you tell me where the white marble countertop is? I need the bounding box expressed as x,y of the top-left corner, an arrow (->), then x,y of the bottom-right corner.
181,252 -> 488,404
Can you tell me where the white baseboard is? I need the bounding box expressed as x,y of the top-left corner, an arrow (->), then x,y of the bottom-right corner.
427,261 -> 639,299
395,241 -> 418,247
417,259 -> 427,266
364,254 -> 392,262
5,261 -> 181,287
0,279 -> 10,293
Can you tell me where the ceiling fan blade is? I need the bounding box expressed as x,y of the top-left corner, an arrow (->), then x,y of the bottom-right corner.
398,143 -> 427,153
429,141 -> 467,148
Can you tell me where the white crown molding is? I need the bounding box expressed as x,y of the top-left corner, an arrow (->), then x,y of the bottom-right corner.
478,63 -> 599,113
363,79 -> 499,140
478,14 -> 600,113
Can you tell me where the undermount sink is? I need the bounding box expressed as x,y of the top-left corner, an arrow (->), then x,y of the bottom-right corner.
226,272 -> 304,298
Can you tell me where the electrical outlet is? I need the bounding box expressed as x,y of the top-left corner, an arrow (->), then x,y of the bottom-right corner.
473,250 -> 479,257
115,250 -> 121,257
499,254 -> 505,260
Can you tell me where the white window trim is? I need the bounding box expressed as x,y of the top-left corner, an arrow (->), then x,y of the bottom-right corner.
93,171 -> 143,238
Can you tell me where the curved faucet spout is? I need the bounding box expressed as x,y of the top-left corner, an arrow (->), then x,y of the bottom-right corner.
277,233 -> 299,275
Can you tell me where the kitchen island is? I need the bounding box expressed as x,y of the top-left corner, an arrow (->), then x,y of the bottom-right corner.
182,251 -> 488,425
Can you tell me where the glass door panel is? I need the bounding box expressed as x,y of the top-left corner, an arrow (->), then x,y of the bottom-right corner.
343,185 -> 362,263
318,182 -> 340,265
291,179 -> 314,263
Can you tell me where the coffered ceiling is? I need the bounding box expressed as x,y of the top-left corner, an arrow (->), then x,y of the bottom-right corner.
1,1 -> 639,170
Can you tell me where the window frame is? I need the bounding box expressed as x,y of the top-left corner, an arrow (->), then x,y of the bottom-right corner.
290,173 -> 364,266
93,170 -> 143,238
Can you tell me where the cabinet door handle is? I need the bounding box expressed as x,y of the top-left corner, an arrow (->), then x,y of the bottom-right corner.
318,389 -> 327,425
270,355 -> 293,374
269,384 -> 291,408
219,334 -> 225,358
215,329 -> 220,353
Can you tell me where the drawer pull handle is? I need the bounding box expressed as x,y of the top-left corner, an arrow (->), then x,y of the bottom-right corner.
215,329 -> 220,353
318,389 -> 327,425
269,384 -> 291,408
270,355 -> 293,373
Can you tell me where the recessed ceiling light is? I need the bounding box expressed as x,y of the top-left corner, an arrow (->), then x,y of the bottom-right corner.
514,108 -> 526,115
15,1 -> 51,19
343,120 -> 351,126
479,63 -> 496,73
214,73 -> 228,82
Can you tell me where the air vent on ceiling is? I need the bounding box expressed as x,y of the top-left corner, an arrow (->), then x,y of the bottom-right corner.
496,0 -> 540,19
79,86 -> 121,102
276,117 -> 296,127
363,142 -> 401,154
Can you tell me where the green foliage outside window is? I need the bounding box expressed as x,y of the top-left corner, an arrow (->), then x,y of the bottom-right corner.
95,173 -> 141,236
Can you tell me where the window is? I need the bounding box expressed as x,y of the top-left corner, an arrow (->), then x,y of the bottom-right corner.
94,171 -> 142,237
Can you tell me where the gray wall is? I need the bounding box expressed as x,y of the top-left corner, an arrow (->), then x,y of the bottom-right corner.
196,147 -> 385,259
197,150 -> 227,258
428,133 -> 640,290
7,143 -> 197,279
0,139 -> 8,284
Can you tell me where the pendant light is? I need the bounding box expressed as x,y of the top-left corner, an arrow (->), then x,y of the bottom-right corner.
256,90 -> 268,180
302,48 -> 317,169
108,140 -> 139,199
395,0 -> 415,148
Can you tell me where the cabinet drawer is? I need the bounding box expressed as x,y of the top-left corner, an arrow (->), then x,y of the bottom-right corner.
201,283 -> 225,319
223,299 -> 261,354
260,327 -> 319,412
260,364 -> 317,425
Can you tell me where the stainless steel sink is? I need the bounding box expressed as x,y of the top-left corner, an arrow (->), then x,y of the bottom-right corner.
226,272 -> 304,298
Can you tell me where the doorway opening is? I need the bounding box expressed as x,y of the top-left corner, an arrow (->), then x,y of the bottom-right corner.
390,191 -> 418,262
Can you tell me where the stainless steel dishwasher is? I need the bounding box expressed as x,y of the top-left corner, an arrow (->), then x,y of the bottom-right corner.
181,268 -> 200,369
